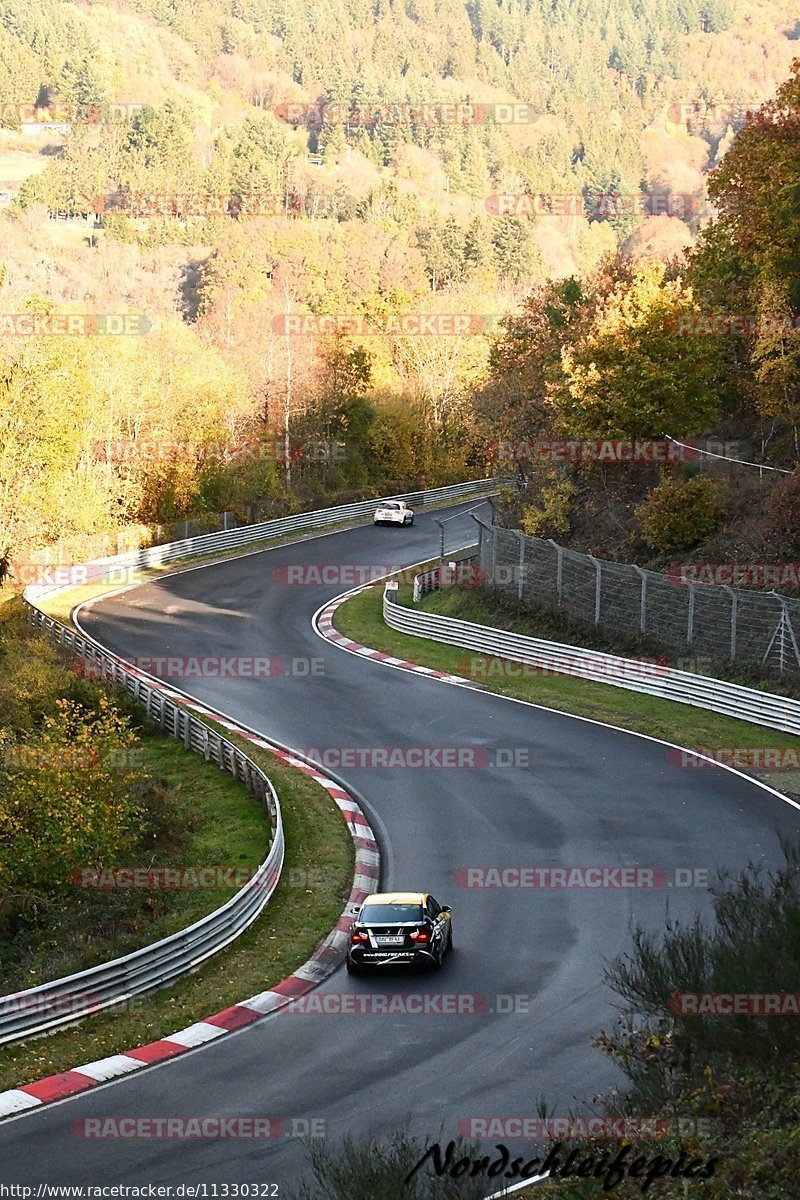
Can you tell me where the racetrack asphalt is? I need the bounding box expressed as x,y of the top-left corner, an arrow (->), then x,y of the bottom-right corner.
0,500 -> 796,1188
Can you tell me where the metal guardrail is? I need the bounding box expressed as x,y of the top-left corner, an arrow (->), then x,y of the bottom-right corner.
4,478 -> 495,1043
1,604 -> 284,1044
413,565 -> 444,602
26,479 -> 498,594
384,584 -> 800,736
412,559 -> 484,602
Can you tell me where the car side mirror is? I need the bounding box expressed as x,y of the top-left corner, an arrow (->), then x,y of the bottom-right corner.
351,904 -> 361,916
441,905 -> 451,913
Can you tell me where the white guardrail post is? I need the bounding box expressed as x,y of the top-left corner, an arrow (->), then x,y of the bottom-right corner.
1,479 -> 498,1043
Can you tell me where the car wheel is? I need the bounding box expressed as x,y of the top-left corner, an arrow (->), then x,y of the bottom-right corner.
431,942 -> 445,970
447,923 -> 453,951
409,515 -> 414,525
346,958 -> 360,975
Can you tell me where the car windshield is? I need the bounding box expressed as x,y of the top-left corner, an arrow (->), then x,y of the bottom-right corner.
380,502 -> 401,510
360,902 -> 422,924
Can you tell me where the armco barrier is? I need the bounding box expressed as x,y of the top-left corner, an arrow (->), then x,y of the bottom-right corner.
22,479 -> 498,592
384,586 -> 800,736
1,606 -> 284,1045
4,478 -> 495,1043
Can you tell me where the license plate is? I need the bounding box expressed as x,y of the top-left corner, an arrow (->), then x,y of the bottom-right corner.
376,936 -> 405,946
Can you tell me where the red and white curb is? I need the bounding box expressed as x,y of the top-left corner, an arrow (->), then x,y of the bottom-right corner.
315,584 -> 474,687
0,694 -> 379,1121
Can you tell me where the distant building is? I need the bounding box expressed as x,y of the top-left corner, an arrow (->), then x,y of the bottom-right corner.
20,121 -> 71,138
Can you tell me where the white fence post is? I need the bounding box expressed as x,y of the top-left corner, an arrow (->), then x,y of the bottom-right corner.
587,554 -> 602,625
722,585 -> 738,661
633,566 -> 647,634
514,531 -> 525,600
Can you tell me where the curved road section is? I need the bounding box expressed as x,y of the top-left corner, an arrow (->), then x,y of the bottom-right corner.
0,501 -> 796,1186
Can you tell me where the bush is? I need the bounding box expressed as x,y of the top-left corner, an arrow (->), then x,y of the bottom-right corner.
288,1129 -> 487,1200
520,480 -> 578,538
0,697 -> 147,898
635,474 -> 722,553
765,468 -> 800,547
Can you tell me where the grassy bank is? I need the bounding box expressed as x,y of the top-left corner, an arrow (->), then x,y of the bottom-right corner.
0,731 -> 354,1091
333,581 -> 800,799
0,593 -> 354,1089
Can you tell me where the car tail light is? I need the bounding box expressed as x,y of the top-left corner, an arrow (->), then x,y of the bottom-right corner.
410,929 -> 428,943
351,929 -> 368,943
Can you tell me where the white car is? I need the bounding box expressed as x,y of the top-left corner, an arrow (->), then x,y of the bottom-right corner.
373,500 -> 414,526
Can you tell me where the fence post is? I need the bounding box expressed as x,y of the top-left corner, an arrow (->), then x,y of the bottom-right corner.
762,596 -> 800,674
587,554 -> 602,625
687,583 -> 696,645
722,585 -> 737,661
514,531 -> 525,600
546,539 -> 563,602
633,566 -> 647,634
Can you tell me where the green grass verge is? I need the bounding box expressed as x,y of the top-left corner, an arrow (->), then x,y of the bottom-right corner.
0,724 -> 354,1091
0,730 -> 270,993
333,582 -> 800,799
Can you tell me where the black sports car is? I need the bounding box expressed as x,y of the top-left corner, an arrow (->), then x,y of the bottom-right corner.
346,891 -> 453,973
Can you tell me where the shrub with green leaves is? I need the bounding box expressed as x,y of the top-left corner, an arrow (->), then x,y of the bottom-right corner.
635,474 -> 722,554
521,480 -> 578,538
0,697 -> 147,899
765,467 -> 800,548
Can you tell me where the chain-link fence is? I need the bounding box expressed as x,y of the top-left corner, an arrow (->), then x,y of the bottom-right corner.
475,521 -> 800,678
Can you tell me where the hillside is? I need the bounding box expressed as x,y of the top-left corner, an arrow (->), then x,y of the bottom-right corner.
0,0 -> 799,569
